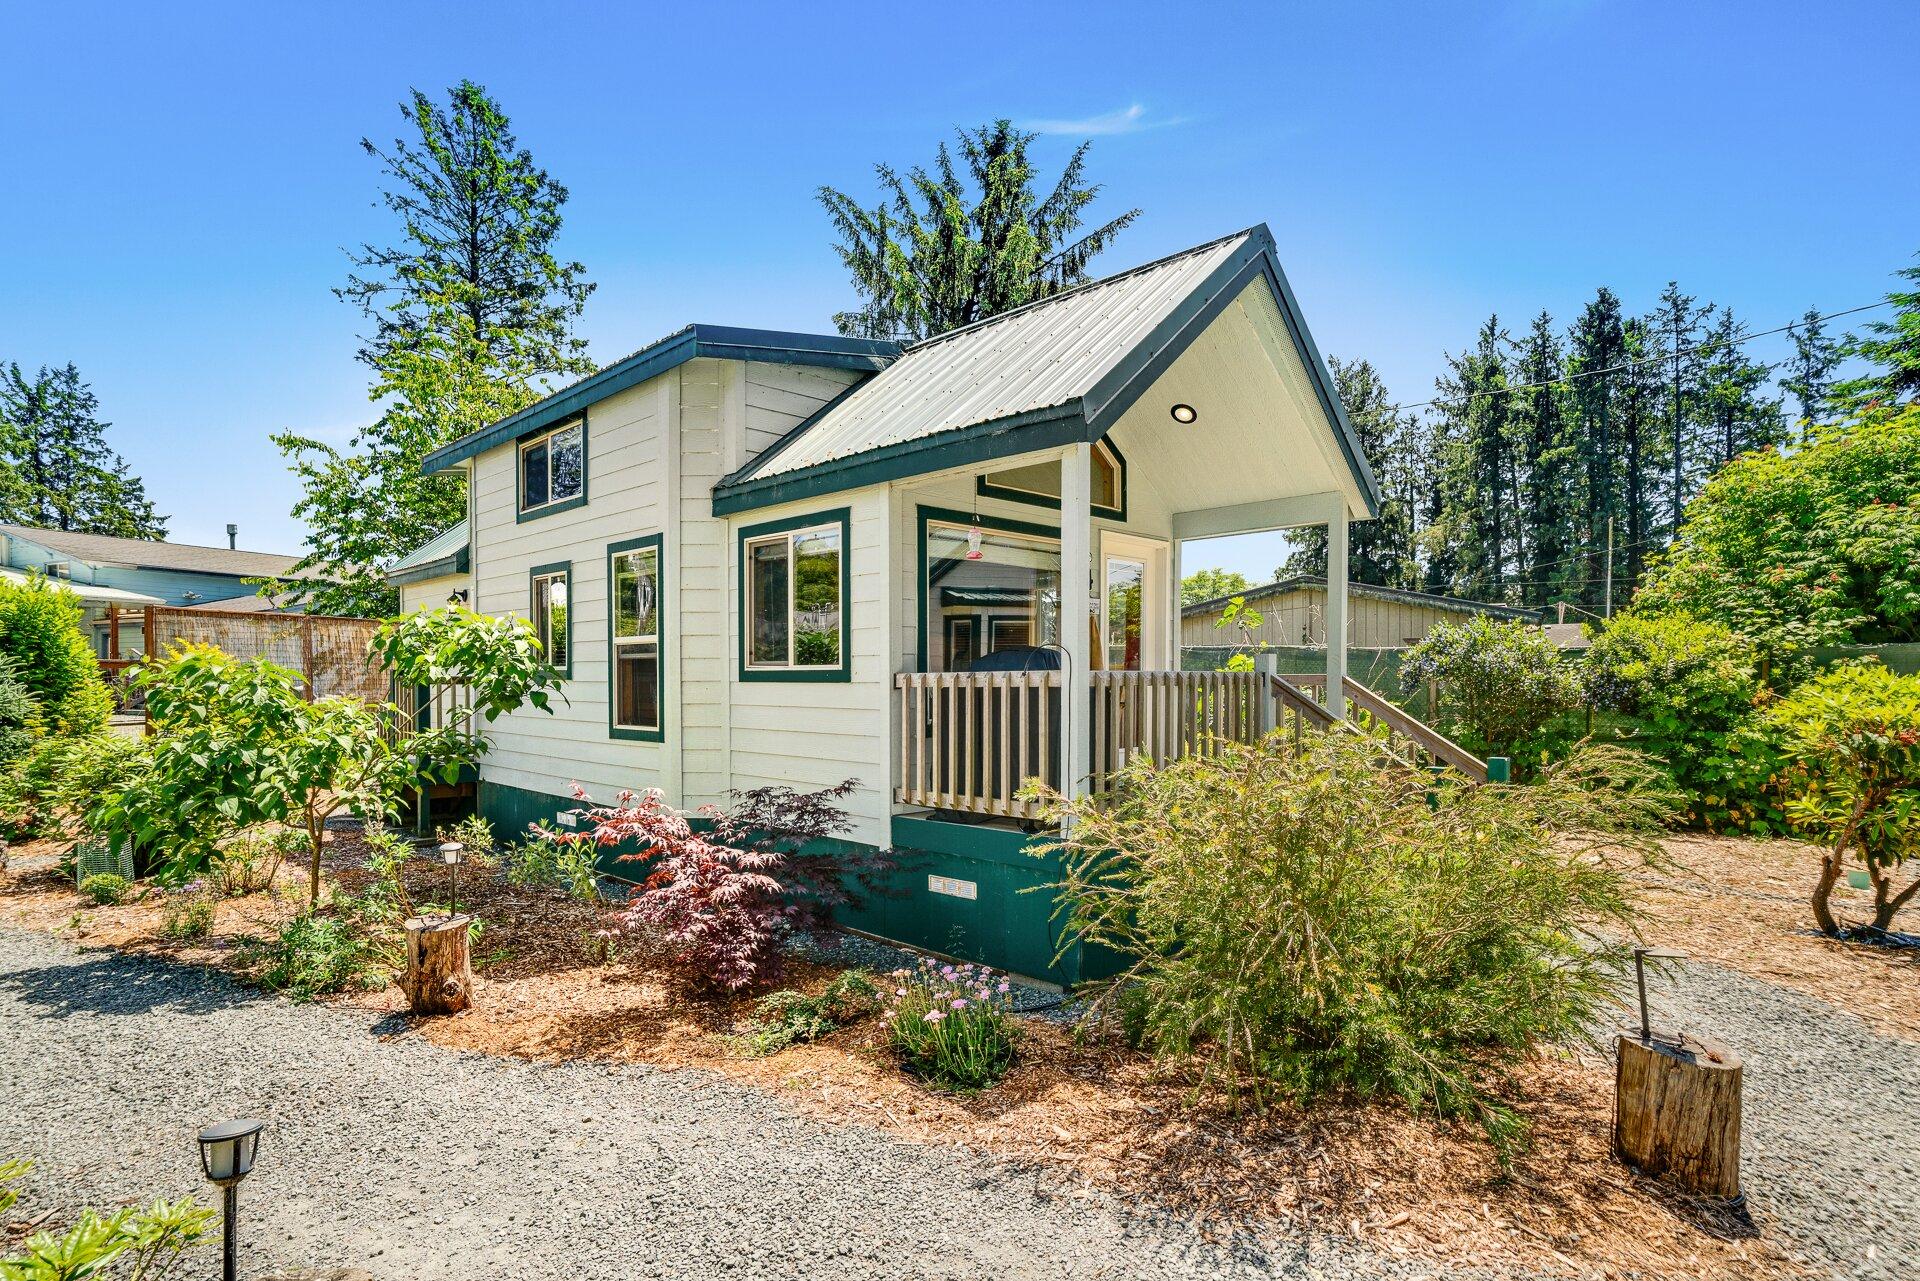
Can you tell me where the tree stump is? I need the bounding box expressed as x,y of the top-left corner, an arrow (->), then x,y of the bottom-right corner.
1615,1031 -> 1743,1200
402,916 -> 473,1015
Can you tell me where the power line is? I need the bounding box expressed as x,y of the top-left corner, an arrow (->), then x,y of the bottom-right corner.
1385,298 -> 1891,416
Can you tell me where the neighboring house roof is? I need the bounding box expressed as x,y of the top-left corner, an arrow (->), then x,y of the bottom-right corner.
420,325 -> 900,474
0,566 -> 162,606
0,524 -> 304,580
1182,575 -> 1541,623
712,224 -> 1381,518
181,593 -> 301,615
1539,621 -> 1593,650
386,524 -> 471,586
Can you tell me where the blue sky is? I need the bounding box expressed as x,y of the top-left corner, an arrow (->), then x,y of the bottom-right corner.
2,1 -> 1915,580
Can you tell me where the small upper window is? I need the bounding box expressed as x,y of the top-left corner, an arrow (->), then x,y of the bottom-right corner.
978,440 -> 1124,517
520,420 -> 585,514
530,565 -> 570,673
745,522 -> 843,672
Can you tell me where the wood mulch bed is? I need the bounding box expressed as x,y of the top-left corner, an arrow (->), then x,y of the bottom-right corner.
1635,833 -> 1919,1042
1,831 -> 1820,1281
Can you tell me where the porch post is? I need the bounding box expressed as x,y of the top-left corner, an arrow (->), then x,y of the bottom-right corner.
1059,443 -> 1093,809
1325,504 -> 1348,720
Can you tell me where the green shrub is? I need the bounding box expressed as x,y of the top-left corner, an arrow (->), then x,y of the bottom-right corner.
1763,663 -> 1920,934
738,971 -> 882,1056
436,814 -> 498,866
210,830 -> 296,897
793,627 -> 839,666
79,872 -> 131,905
509,827 -> 602,900
0,1159 -> 215,1279
0,575 -> 111,736
247,912 -> 388,1000
1400,616 -> 1581,759
1029,732 -> 1671,1153
0,655 -> 43,769
884,958 -> 1018,1090
161,885 -> 216,940
1584,614 -> 1782,830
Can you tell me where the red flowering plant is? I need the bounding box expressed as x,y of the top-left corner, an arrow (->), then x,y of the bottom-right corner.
548,785 -> 793,992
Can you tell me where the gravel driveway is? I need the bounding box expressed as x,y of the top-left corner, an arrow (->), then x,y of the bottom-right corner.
0,927 -> 1455,1281
1642,955 -> 1920,1281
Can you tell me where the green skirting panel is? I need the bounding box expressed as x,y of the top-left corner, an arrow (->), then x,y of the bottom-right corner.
477,779 -> 643,882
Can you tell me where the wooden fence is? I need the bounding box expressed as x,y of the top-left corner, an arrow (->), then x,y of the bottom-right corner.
102,605 -> 388,710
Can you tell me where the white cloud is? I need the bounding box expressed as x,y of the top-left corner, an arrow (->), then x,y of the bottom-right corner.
1024,104 -> 1182,137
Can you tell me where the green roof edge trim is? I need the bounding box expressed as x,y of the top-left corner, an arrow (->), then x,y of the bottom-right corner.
421,325 -> 899,474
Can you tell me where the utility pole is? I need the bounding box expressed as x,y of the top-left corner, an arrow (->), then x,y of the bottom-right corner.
1604,517 -> 1614,618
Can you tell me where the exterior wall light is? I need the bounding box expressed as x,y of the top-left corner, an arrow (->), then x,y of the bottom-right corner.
197,1117 -> 266,1281
1170,404 -> 1198,424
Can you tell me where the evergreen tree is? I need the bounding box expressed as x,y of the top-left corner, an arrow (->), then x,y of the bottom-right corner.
1835,253 -> 1920,410
1648,282 -> 1712,532
1565,290 -> 1626,613
1781,306 -> 1844,432
0,362 -> 167,538
275,81 -> 595,616
1614,317 -> 1665,596
1431,318 -> 1514,599
1282,357 -> 1416,586
1696,307 -> 1785,470
1508,313 -> 1575,607
819,121 -> 1140,341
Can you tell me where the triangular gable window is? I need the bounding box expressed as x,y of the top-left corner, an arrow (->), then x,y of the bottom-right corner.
976,439 -> 1126,520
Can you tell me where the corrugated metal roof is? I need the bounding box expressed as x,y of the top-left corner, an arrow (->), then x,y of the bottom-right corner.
389,524 -> 467,575
1182,575 -> 1541,622
734,230 -> 1257,482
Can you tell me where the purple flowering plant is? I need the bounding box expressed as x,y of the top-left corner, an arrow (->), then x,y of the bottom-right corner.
884,957 -> 1017,1089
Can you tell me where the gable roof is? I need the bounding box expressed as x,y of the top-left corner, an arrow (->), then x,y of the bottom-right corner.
712,225 -> 1380,518
420,325 -> 899,474
0,524 -> 303,579
1182,575 -> 1540,622
387,524 -> 470,586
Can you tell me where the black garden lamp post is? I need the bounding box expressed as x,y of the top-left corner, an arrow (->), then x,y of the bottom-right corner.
197,1118 -> 266,1281
439,841 -> 463,918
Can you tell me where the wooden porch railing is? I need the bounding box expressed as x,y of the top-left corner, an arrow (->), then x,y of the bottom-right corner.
1287,673 -> 1489,782
895,668 -> 1486,819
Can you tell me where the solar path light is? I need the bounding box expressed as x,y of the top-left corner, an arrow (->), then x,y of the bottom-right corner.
197,1118 -> 266,1281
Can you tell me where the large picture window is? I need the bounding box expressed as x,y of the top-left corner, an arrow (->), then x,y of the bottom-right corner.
739,509 -> 849,681
529,562 -> 571,675
519,418 -> 586,517
608,535 -> 662,740
921,510 -> 1061,672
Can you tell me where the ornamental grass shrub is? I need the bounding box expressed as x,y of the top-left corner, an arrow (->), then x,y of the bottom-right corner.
1029,731 -> 1672,1152
884,958 -> 1018,1090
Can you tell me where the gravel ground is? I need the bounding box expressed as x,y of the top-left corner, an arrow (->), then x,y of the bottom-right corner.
1641,955 -> 1920,1280
1,926 -> 1502,1281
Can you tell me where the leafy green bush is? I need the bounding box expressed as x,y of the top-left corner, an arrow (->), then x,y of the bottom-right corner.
1,1159 -> 216,1280
79,872 -> 131,905
0,575 -> 111,736
1763,664 -> 1920,934
1400,616 -> 1581,758
436,814 -> 498,866
739,971 -> 882,1056
509,827 -> 602,900
160,885 -> 216,940
1029,732 -> 1671,1152
247,911 -> 388,1000
0,655 -> 43,769
1634,405 -> 1920,655
1584,614 -> 1782,830
210,830 -> 297,897
884,958 -> 1018,1090
793,627 -> 839,666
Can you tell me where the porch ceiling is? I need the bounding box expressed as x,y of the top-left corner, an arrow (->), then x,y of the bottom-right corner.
1109,276 -> 1374,525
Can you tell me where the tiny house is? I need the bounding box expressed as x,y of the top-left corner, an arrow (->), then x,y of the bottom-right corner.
394,225 -> 1396,983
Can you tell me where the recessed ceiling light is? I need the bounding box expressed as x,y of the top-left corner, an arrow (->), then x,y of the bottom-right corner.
1170,403 -> 1198,424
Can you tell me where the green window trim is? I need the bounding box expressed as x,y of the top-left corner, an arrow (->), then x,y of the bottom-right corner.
527,561 -> 572,678
607,533 -> 665,743
736,507 -> 852,683
975,437 -> 1128,522
914,504 -> 1060,671
517,414 -> 589,522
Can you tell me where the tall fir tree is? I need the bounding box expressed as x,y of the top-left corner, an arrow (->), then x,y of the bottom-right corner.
1282,357 -> 1416,586
0,362 -> 167,538
1781,306 -> 1844,432
1565,289 -> 1627,613
1508,313 -> 1575,607
275,80 -> 595,616
1835,252 -> 1920,410
1696,306 -> 1785,470
819,121 -> 1139,341
1648,282 -> 1712,533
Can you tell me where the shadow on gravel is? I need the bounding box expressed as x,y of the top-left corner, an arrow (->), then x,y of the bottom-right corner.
0,948 -> 260,1020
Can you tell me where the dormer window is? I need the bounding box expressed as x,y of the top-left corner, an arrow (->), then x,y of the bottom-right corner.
519,418 -> 586,517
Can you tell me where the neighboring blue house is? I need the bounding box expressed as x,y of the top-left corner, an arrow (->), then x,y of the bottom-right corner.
0,523 -> 307,658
